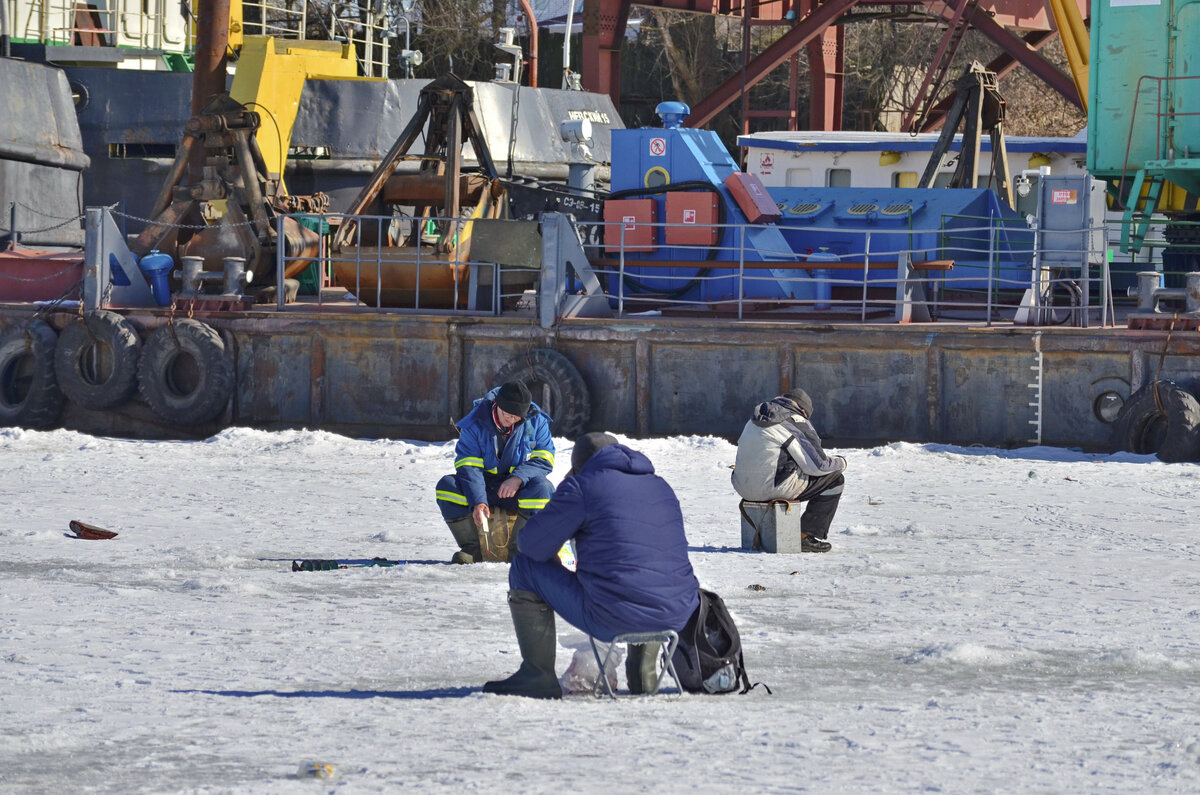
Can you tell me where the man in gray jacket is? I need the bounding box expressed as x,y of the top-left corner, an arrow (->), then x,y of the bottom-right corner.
731,388 -> 846,552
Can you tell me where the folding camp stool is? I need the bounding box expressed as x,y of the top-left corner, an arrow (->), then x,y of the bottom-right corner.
589,630 -> 682,698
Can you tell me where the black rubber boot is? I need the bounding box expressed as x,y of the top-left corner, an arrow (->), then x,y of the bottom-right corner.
483,590 -> 562,699
446,516 -> 481,564
625,642 -> 662,694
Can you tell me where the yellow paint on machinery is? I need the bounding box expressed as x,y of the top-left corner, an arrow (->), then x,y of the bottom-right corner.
1045,0 -> 1090,115
230,35 -> 371,192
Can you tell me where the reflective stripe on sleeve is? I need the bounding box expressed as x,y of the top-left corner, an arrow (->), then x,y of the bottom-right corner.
436,490 -> 469,506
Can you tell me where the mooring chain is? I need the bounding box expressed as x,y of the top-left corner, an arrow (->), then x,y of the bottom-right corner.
112,209 -> 260,232
0,212 -> 87,236
1152,312 -> 1180,413
166,296 -> 181,351
14,201 -> 86,221
0,264 -> 82,283
70,293 -> 109,380
16,279 -> 85,353
74,297 -> 98,344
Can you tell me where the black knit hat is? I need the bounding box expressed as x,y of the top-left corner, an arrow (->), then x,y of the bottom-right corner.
495,381 -> 531,418
569,432 -> 618,475
780,388 -> 813,418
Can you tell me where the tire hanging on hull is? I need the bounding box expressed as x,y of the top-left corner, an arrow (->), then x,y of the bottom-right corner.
137,319 -> 234,427
495,349 -> 590,440
54,310 -> 142,411
0,319 -> 65,429
1111,380 -> 1200,462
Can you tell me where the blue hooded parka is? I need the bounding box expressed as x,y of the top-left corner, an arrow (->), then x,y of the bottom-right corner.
435,385 -> 556,517
512,443 -> 700,638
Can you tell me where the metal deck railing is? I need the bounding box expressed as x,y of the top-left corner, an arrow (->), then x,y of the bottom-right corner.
271,211 -> 1117,329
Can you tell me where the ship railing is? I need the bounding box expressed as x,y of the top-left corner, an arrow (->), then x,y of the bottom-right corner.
1109,213 -> 1200,294
575,216 -> 1114,327
274,211 -> 1114,327
29,0 -> 117,45
275,211 -> 534,314
239,0 -> 394,77
23,0 -> 188,50
1119,74 -> 1200,190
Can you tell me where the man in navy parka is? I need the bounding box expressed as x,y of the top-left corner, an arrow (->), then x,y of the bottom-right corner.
483,432 -> 700,699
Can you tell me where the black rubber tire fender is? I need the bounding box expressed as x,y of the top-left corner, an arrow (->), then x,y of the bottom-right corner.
494,349 -> 591,439
0,319 -> 65,429
1111,380 -> 1200,462
54,310 -> 141,410
137,319 -> 234,426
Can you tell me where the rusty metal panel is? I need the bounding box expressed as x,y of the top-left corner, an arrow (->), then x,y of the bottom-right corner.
236,332 -> 315,424
557,342 -> 636,433
648,344 -> 779,436
14,301 -> 1200,451
937,349 -> 1039,445
794,348 -> 931,443
321,335 -> 449,427
1041,349 -> 1130,448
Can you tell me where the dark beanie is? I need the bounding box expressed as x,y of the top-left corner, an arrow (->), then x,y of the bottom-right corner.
781,388 -> 813,418
570,432 -> 618,475
495,381 -> 531,417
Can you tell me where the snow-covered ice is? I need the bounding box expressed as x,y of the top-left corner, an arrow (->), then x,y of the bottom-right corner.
1,427 -> 1198,792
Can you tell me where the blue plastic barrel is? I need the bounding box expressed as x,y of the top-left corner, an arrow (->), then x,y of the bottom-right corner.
138,250 -> 175,307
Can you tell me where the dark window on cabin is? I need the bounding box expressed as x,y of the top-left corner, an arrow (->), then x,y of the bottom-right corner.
109,143 -> 177,159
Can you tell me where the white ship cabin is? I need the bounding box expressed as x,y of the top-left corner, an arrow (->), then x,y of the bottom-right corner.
3,0 -> 391,74
739,130 -> 1088,215
4,0 -> 190,64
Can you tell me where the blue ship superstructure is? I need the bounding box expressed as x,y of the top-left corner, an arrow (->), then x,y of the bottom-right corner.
604,103 -> 809,302
604,103 -> 1033,305
769,186 -> 1033,290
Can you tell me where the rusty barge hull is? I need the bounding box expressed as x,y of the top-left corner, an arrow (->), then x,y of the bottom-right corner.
10,304 -> 1197,450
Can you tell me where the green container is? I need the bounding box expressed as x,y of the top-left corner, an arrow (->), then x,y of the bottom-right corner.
1087,0 -> 1200,180
296,216 -> 331,296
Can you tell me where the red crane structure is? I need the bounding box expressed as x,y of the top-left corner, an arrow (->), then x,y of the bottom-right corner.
579,0 -> 1087,133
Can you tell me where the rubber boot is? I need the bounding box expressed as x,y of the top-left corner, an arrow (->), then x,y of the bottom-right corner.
446,516 -> 481,564
625,642 -> 662,695
505,512 -> 530,562
482,590 -> 562,699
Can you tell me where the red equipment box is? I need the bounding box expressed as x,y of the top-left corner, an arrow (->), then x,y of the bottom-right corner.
603,199 -> 657,252
724,171 -> 782,224
665,192 -> 720,246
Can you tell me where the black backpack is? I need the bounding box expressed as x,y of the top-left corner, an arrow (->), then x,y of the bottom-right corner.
672,589 -> 768,694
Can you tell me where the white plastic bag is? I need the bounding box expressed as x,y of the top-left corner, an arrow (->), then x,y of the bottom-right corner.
558,636 -> 623,695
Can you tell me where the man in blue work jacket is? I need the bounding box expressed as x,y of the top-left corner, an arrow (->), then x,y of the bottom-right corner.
435,381 -> 556,564
483,432 -> 700,698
